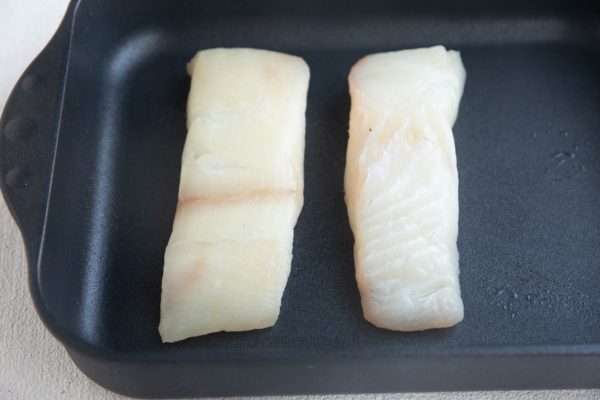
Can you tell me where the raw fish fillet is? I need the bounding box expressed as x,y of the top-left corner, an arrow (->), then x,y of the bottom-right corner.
159,48 -> 309,342
345,46 -> 466,331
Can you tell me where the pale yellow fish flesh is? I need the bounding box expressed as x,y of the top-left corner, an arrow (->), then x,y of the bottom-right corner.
345,46 -> 466,331
159,48 -> 309,343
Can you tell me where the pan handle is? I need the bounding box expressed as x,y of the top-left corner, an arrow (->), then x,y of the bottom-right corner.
0,1 -> 76,262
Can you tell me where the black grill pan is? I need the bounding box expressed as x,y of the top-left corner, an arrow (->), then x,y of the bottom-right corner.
1,0 -> 599,397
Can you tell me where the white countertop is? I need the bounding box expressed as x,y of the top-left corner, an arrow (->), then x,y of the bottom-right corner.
0,0 -> 598,399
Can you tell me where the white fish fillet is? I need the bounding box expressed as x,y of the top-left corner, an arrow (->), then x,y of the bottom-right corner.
159,48 -> 309,342
345,46 -> 466,331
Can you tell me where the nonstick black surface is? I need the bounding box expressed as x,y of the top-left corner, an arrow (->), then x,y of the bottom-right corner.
1,0 -> 599,397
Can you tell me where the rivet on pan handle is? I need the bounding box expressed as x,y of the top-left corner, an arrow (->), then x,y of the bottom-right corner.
0,1 -> 76,265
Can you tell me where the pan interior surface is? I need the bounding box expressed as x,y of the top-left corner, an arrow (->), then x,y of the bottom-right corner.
36,1 -> 600,358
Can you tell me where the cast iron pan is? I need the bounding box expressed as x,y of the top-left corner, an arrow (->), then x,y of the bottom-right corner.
1,0 -> 600,397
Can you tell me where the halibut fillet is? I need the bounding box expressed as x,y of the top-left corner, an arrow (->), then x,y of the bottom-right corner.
159,48 -> 309,342
345,46 -> 466,331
